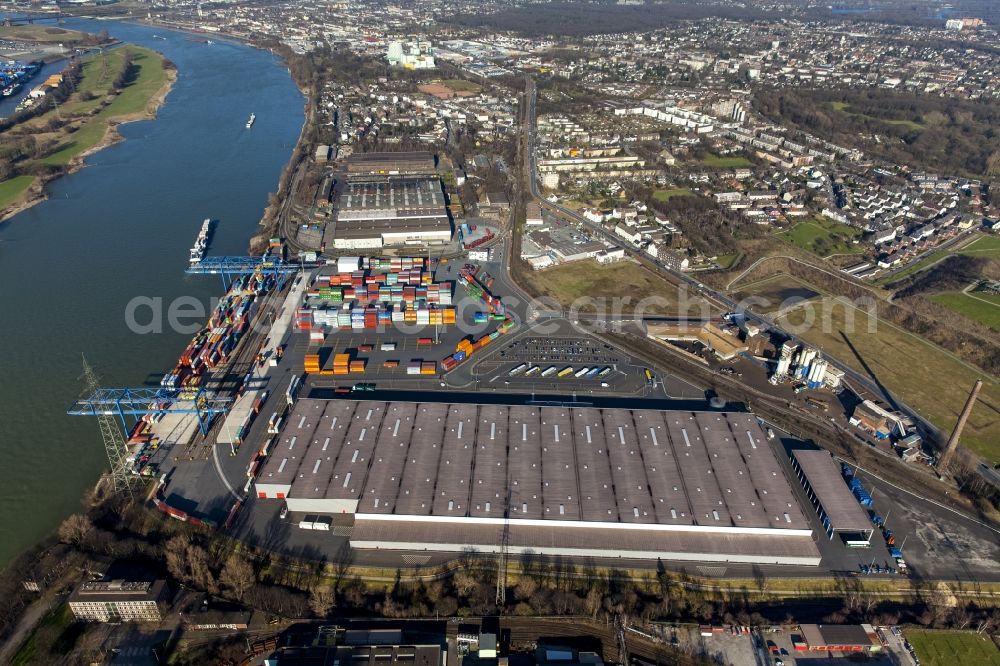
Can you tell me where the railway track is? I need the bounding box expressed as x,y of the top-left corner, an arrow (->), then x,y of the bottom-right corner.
502,617 -> 702,666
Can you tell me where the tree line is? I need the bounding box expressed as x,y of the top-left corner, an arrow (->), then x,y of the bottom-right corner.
753,87 -> 1000,194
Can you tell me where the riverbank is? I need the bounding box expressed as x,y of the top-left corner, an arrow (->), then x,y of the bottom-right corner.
0,45 -> 176,224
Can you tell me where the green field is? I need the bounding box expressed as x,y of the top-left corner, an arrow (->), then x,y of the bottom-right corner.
779,217 -> 863,257
0,176 -> 36,211
715,253 -> 740,270
0,24 -> 91,44
906,630 -> 1000,666
958,234 -> 1000,260
11,604 -> 78,666
929,290 -> 1000,331
39,46 -> 168,166
440,79 -> 481,93
829,100 -> 925,130
701,153 -> 752,168
526,260 -> 714,316
652,188 -> 693,202
777,299 -> 1000,462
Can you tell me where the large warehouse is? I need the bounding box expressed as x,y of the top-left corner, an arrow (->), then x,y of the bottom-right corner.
345,151 -> 437,176
333,176 -> 452,250
255,399 -> 822,565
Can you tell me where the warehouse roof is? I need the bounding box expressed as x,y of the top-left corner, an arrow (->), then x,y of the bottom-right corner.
345,151 -> 436,174
258,400 -> 812,533
350,520 -> 821,565
333,217 -> 453,240
791,449 -> 873,533
339,177 -> 445,212
799,624 -> 880,649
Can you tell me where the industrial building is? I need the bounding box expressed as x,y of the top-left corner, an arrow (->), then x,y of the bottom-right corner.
797,624 -> 882,652
647,322 -> 747,361
271,628 -> 445,666
255,399 -> 822,565
333,176 -> 452,250
68,579 -> 169,623
345,152 -> 436,176
789,449 -> 874,546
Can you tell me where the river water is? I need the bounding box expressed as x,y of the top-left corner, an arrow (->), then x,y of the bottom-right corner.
0,18 -> 304,565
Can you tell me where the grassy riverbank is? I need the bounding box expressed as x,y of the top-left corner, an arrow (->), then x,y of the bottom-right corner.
0,46 -> 175,222
0,25 -> 93,45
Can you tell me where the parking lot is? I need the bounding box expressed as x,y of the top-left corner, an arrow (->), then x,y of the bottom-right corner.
467,333 -> 652,395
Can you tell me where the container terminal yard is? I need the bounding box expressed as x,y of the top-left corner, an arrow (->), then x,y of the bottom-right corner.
66,246 -> 1000,581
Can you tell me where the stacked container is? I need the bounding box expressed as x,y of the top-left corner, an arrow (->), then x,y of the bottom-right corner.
304,354 -> 321,373
334,354 -> 350,375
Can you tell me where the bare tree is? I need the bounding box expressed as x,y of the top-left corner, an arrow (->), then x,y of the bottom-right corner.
57,514 -> 94,548
219,553 -> 256,602
309,584 -> 336,618
164,535 -> 191,582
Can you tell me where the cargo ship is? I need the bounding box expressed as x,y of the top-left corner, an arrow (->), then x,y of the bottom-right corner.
245,112 -> 255,129
1,61 -> 41,97
189,218 -> 214,264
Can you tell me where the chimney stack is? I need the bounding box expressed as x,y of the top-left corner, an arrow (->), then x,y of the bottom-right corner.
938,379 -> 983,472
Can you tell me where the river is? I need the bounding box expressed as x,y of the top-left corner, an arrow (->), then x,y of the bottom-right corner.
0,18 -> 305,565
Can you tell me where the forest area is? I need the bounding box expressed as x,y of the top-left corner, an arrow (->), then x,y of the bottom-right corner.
753,88 -> 1000,190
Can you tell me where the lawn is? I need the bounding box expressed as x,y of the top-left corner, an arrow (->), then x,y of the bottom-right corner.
0,176 -> 36,211
958,234 -> 1000,260
39,46 -> 168,166
906,629 -> 1000,666
440,79 -> 481,94
526,259 -> 715,316
829,100 -> 925,130
0,25 -> 91,44
11,604 -> 81,666
715,253 -> 740,270
652,188 -> 693,202
929,290 -> 1000,331
777,299 -> 1000,463
778,217 -> 863,257
701,153 -> 752,168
